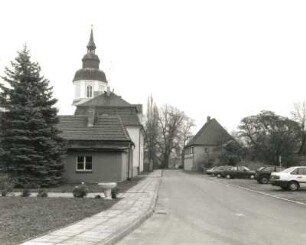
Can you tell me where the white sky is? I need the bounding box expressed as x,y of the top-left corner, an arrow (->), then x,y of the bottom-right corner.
0,0 -> 306,134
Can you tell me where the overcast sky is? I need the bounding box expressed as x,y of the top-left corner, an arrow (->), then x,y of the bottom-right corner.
0,0 -> 306,134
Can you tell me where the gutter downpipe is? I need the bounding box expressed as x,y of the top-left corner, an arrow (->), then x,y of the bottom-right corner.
128,142 -> 134,180
128,143 -> 131,180
138,128 -> 141,174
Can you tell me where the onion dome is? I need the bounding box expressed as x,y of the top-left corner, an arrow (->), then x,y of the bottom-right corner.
73,69 -> 107,82
73,28 -> 108,83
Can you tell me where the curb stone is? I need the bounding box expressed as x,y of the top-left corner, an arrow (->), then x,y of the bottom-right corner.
102,176 -> 161,245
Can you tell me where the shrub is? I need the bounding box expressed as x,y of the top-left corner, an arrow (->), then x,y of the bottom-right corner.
111,187 -> 119,199
73,184 -> 88,198
94,194 -> 102,199
21,187 -> 31,197
0,177 -> 15,197
37,189 -> 48,198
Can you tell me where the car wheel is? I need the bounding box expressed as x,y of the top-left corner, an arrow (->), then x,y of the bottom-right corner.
288,181 -> 299,191
259,176 -> 269,184
216,173 -> 221,178
226,174 -> 231,179
249,174 -> 255,179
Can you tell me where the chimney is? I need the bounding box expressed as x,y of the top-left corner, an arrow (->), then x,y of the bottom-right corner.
87,107 -> 95,127
106,86 -> 111,96
207,116 -> 211,122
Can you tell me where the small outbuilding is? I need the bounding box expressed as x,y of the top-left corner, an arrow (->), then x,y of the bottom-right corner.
184,117 -> 234,171
58,114 -> 134,183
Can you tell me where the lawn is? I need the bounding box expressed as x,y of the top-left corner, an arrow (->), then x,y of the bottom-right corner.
0,197 -> 116,245
0,175 -> 146,245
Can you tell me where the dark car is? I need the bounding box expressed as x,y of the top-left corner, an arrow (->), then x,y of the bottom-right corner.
206,166 -> 219,175
211,166 -> 232,178
221,166 -> 255,179
255,166 -> 285,184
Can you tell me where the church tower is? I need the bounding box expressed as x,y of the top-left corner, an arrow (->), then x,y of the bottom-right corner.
72,28 -> 108,105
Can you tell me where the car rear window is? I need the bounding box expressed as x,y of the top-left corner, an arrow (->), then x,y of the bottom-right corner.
298,168 -> 306,175
283,167 -> 296,173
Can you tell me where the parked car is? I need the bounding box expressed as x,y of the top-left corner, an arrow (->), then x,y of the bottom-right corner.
221,166 -> 256,179
206,166 -> 219,175
255,166 -> 285,184
270,166 -> 306,191
210,166 -> 232,178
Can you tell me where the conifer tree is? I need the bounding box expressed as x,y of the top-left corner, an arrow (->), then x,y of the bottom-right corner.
0,46 -> 65,187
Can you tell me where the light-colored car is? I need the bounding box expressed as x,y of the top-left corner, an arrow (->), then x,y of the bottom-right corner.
270,166 -> 306,191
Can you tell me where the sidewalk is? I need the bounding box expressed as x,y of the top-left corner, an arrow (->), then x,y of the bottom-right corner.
20,170 -> 162,245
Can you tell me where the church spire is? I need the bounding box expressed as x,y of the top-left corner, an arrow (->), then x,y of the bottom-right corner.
87,26 -> 96,53
73,27 -> 108,105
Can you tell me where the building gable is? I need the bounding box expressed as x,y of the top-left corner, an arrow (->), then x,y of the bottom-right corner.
74,92 -> 143,127
186,118 -> 233,147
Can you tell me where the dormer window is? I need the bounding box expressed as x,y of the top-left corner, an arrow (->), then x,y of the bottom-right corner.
87,85 -> 93,98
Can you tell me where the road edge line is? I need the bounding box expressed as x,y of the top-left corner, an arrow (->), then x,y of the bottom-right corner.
203,176 -> 306,207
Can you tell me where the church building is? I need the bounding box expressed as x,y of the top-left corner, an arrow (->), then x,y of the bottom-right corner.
58,29 -> 144,183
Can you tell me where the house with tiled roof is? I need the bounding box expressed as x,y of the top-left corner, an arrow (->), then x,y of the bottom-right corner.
58,28 -> 144,183
74,91 -> 144,177
58,115 -> 133,182
184,117 -> 234,171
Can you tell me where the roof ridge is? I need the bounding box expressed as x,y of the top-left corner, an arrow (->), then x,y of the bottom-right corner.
77,91 -> 131,107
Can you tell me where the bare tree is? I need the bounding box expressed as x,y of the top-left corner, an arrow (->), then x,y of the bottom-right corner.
180,118 -> 195,166
291,102 -> 306,142
156,105 -> 194,168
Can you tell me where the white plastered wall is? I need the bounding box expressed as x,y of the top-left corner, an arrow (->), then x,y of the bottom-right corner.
73,80 -> 107,100
126,126 -> 144,175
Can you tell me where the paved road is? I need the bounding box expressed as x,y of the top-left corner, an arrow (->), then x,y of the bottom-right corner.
117,170 -> 306,245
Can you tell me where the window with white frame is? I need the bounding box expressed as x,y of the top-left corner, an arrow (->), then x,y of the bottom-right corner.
87,85 -> 93,98
76,156 -> 92,171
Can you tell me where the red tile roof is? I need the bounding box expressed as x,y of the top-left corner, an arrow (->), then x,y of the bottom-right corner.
58,115 -> 132,142
186,118 -> 233,147
75,92 -> 143,127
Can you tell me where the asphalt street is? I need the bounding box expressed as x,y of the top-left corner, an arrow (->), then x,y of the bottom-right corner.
117,170 -> 306,245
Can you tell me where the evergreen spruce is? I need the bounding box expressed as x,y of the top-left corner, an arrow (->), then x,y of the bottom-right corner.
0,46 -> 66,187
